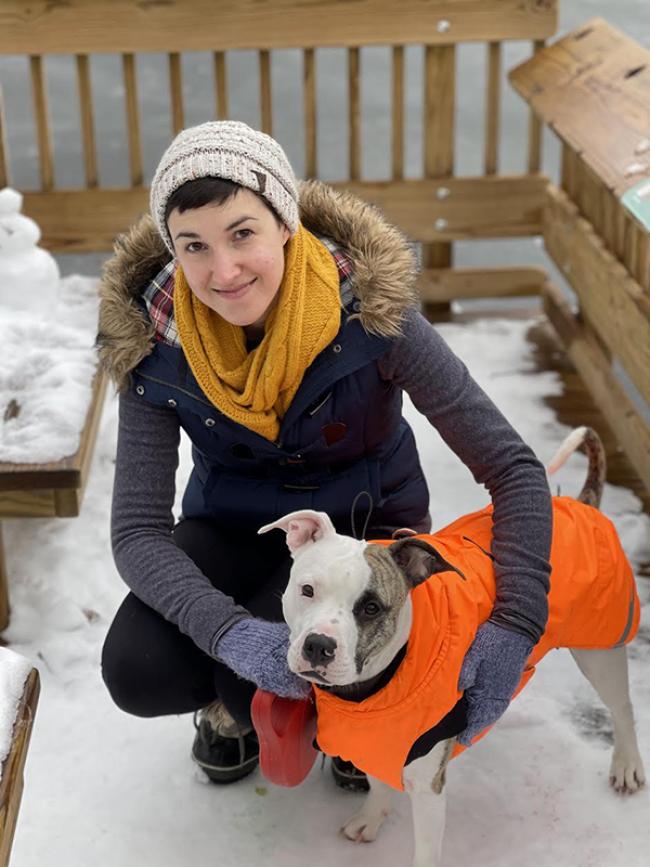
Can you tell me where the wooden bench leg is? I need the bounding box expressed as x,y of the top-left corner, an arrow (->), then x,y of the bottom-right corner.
0,522 -> 9,633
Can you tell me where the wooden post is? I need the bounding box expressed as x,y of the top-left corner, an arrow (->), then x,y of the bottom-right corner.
423,43 -> 456,318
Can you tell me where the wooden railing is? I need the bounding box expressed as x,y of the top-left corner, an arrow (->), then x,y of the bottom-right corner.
0,0 -> 558,303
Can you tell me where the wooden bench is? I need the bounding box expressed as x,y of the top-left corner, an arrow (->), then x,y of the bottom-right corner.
0,668 -> 40,867
0,371 -> 107,631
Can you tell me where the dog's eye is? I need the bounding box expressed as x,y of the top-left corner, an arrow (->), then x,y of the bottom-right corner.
363,600 -> 381,617
301,584 -> 314,598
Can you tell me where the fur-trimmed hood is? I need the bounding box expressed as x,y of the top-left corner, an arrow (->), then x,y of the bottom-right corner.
98,179 -> 419,390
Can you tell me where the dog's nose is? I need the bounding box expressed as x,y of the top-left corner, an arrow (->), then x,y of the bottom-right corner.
302,633 -> 337,667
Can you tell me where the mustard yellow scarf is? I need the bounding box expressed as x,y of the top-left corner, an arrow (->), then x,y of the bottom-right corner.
174,224 -> 341,442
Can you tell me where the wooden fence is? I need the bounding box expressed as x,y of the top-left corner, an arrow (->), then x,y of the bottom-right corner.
0,0 -> 556,304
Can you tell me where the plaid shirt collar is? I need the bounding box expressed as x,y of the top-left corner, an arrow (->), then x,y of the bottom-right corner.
142,232 -> 355,348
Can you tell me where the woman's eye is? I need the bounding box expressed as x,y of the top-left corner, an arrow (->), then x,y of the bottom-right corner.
363,601 -> 381,617
301,585 -> 314,598
234,228 -> 252,241
185,242 -> 206,253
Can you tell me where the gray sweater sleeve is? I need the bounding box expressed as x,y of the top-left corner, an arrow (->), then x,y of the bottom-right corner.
110,389 -> 251,656
378,308 -> 553,643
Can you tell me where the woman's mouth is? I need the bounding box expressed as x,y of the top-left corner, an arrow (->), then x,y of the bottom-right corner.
214,277 -> 256,299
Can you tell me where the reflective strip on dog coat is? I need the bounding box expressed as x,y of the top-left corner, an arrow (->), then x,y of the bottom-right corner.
313,496 -> 640,791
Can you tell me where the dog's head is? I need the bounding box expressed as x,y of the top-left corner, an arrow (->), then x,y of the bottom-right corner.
259,509 -> 464,687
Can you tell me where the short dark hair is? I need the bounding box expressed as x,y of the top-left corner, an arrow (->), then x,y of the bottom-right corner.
164,177 -> 283,228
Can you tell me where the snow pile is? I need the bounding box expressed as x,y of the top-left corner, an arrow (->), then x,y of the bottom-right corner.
0,186 -> 100,464
0,646 -> 33,782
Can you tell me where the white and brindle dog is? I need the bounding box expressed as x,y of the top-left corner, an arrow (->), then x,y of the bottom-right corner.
260,428 -> 646,867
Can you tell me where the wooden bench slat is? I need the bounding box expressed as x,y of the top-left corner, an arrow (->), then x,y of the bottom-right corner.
19,175 -> 547,252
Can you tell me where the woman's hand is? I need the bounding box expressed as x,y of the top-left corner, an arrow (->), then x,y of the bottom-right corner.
216,618 -> 312,699
457,621 -> 533,745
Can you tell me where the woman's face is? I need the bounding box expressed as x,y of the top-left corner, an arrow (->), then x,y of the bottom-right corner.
168,188 -> 290,333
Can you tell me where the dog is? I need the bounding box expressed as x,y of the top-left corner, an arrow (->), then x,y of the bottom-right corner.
259,427 -> 646,867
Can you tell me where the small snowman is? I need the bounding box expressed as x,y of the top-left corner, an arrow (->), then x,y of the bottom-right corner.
0,187 -> 60,315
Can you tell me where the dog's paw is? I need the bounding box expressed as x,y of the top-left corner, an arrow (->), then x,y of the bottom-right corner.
340,808 -> 388,843
609,749 -> 646,794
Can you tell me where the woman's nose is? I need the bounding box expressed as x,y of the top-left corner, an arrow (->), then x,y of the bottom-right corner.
209,249 -> 243,287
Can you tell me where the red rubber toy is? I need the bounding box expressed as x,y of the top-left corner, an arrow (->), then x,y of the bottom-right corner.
251,688 -> 318,787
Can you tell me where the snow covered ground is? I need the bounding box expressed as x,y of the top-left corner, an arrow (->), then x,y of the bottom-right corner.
3,314 -> 649,867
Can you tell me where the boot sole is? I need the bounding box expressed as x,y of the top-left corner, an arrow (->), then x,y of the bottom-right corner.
192,752 -> 260,784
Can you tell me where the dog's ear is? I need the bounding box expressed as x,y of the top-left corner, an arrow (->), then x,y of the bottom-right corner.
388,538 -> 466,588
258,509 -> 336,555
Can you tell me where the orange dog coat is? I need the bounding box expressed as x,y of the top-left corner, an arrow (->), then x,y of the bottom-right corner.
313,497 -> 639,791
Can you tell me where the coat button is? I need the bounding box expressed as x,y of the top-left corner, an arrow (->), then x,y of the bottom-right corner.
333,344 -> 342,354
136,385 -> 145,396
167,398 -> 177,408
205,418 -> 216,428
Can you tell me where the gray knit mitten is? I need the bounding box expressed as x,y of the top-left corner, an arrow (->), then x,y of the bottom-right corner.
215,618 -> 311,700
457,621 -> 533,745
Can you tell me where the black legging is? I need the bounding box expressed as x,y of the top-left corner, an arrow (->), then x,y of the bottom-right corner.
101,518 -> 292,727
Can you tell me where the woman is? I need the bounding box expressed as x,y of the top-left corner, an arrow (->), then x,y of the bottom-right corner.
99,121 -> 552,788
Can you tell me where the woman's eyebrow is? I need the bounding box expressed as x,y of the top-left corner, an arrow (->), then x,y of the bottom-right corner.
173,215 -> 259,241
225,215 -> 258,231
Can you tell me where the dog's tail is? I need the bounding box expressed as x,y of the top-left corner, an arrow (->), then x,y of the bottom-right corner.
547,426 -> 606,509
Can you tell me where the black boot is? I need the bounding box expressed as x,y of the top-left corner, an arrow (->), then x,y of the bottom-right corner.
331,756 -> 370,792
192,700 -> 259,784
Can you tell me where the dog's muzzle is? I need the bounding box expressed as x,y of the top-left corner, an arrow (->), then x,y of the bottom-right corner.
302,633 -> 337,668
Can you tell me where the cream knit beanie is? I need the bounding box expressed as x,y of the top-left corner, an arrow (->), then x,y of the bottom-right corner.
150,120 -> 300,252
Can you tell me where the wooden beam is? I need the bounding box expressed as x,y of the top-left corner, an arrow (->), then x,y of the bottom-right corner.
0,1 -> 558,54
542,281 -> 650,493
20,175 -> 547,252
509,18 -> 650,198
418,266 -> 547,302
543,184 -> 650,406
0,669 -> 40,867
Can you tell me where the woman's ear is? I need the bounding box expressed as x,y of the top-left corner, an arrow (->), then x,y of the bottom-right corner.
388,538 -> 466,589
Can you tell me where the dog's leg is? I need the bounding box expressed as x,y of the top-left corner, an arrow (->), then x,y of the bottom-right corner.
340,775 -> 394,843
403,738 -> 453,867
570,646 -> 646,792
